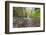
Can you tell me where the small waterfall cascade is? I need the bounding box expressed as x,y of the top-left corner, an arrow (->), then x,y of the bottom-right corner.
26,8 -> 32,19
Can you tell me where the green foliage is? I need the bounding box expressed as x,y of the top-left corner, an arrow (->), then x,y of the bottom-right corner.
32,8 -> 40,17
14,7 -> 27,16
13,7 -> 40,17
32,11 -> 40,17
32,9 -> 40,24
13,7 -> 32,17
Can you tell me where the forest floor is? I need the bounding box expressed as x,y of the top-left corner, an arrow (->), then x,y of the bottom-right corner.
13,17 -> 40,28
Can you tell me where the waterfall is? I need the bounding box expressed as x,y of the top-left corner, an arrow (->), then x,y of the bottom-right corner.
24,7 -> 35,19
26,7 -> 32,19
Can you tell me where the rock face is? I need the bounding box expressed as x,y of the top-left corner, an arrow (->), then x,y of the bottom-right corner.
13,17 -> 40,28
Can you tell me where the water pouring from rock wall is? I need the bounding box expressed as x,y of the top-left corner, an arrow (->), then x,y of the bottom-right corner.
24,7 -> 35,19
